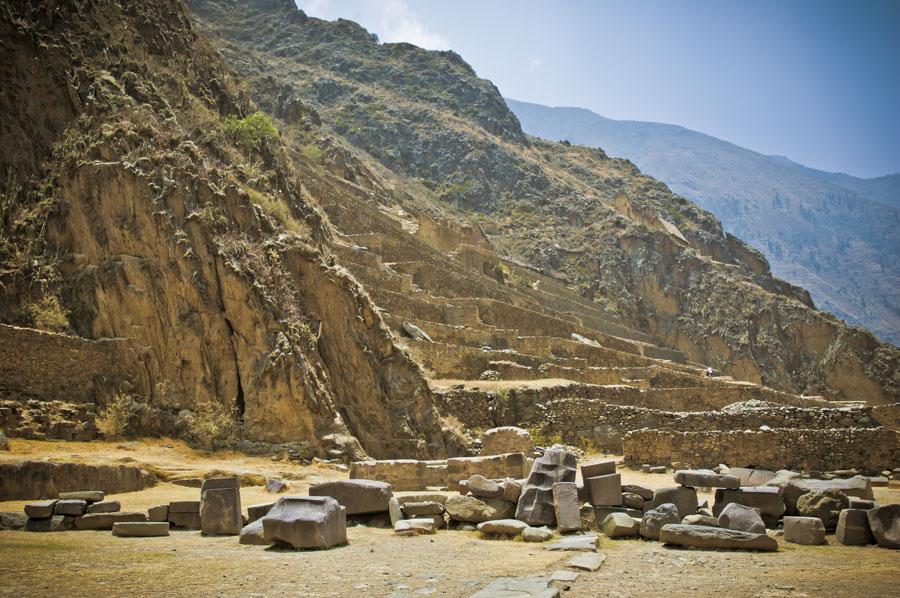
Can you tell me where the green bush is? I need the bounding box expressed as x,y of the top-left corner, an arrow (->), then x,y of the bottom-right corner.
27,296 -> 69,333
223,112 -> 279,150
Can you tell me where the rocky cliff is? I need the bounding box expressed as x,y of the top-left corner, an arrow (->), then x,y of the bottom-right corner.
189,0 -> 899,403
0,0 -> 460,459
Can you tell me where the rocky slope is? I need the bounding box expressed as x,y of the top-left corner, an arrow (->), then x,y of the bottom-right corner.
189,0 -> 898,404
506,99 -> 900,346
0,0 -> 461,459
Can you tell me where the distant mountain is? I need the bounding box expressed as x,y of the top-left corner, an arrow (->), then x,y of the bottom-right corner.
768,155 -> 900,210
506,98 -> 900,346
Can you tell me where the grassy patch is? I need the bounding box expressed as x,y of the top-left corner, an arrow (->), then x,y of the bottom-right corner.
244,187 -> 310,236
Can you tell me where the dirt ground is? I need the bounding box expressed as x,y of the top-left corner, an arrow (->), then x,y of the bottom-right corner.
1,439 -> 898,597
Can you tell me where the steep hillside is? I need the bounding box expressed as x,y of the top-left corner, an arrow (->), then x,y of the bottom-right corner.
506,99 -> 900,346
190,0 -> 899,403
0,0 -> 460,459
768,155 -> 900,211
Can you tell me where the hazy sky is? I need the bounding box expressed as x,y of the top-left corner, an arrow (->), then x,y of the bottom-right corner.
295,0 -> 900,178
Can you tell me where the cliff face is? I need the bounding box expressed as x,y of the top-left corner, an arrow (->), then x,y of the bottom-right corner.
190,0 -> 899,403
0,0 -> 457,458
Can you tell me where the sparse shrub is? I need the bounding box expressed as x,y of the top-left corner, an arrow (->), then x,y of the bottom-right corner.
244,186 -> 310,236
300,143 -> 324,162
26,295 -> 69,332
223,112 -> 278,150
97,393 -> 138,440
186,400 -> 240,451
528,425 -> 563,448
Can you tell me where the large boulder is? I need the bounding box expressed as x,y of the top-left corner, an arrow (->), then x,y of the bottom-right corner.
674,469 -> 740,489
640,503 -> 680,540
601,512 -> 640,538
261,496 -> 347,549
659,524 -> 778,551
796,489 -> 849,529
778,477 -> 873,514
309,479 -> 392,515
783,516 -> 826,545
836,509 -> 874,546
446,494 -> 514,523
515,445 -> 576,526
200,477 -> 242,536
718,503 -> 765,534
481,427 -> 532,456
647,486 -> 697,517
867,504 -> 900,549
467,475 -> 503,499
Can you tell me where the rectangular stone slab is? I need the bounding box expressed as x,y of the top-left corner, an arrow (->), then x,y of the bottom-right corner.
659,524 -> 778,551
580,460 -> 615,479
552,482 -> 582,533
309,480 -> 392,515
58,491 -> 104,503
24,500 -> 57,519
54,499 -> 87,516
74,512 -> 147,530
87,500 -> 121,514
586,474 -> 621,507
113,522 -> 170,537
147,505 -> 168,522
674,470 -> 740,489
169,500 -> 201,513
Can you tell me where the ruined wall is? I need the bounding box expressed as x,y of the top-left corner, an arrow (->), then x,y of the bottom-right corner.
0,324 -> 140,403
871,403 -> 900,431
622,428 -> 900,472
0,398 -> 98,441
0,460 -> 156,500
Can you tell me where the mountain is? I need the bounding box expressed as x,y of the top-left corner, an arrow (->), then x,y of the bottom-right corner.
506,99 -> 900,346
768,155 -> 900,211
185,0 -> 900,403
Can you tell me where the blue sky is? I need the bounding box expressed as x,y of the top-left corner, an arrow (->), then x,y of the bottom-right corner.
295,0 -> 900,178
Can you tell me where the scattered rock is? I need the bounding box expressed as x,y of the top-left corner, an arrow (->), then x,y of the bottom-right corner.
467,475 -> 503,499
239,519 -> 270,545
566,552 -> 606,571
401,321 -> 432,343
477,519 -> 527,536
388,497 -> 402,526
718,503 -> 765,534
394,518 -> 436,535
550,570 -> 579,582
621,492 -> 644,510
674,469 -> 739,489
309,479 -> 392,515
470,576 -> 559,598
796,489 -> 849,529
659,524 -> 778,551
523,526 -> 553,542
779,477 -> 873,514
783,516 -> 826,545
266,478 -> 288,493
261,496 -> 347,549
640,503 -> 680,540
682,514 -> 718,527
867,504 -> 900,549
601,512 -> 639,538
621,484 -> 653,500
835,509 -> 874,546
546,534 -> 598,551
446,495 -> 514,523
500,478 -> 522,503
0,512 -> 27,530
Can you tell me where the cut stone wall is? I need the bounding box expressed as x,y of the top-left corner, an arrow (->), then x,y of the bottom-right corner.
622,428 -> 900,472
0,460 -> 157,500
0,324 -> 138,403
349,453 -> 529,491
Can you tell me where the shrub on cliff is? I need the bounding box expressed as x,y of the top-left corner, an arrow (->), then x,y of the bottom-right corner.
223,112 -> 278,150
26,296 -> 69,333
97,393 -> 138,440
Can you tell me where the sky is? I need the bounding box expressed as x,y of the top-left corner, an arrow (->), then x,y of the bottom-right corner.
294,0 -> 900,178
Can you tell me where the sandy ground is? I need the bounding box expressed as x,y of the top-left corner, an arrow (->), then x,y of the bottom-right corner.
1,440 -> 899,597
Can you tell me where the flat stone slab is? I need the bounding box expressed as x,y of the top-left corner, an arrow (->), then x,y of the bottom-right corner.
660,524 -> 778,551
309,479 -> 392,515
74,512 -> 147,530
675,469 -> 740,489
566,552 -> 606,571
87,500 -> 121,514
477,519 -> 528,536
469,576 -> 559,598
550,570 -> 579,582
112,522 -> 170,537
546,534 -> 598,552
24,500 -> 57,519
394,518 -> 436,535
58,491 -> 104,503
580,460 -> 615,479
402,501 -> 444,516
54,499 -> 87,516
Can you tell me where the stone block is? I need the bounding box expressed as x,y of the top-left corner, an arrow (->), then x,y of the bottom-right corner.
515,446 -> 577,526
309,479 -> 392,515
546,534 -> 598,551
147,505 -> 168,522
87,500 -> 121,514
647,486 -> 696,517
580,460 -> 615,479
601,512 -> 639,538
394,518 -> 436,535
835,509 -> 874,546
586,474 -> 621,507
659,524 -> 777,551
25,515 -> 73,532
674,469 -> 739,489
112,522 -> 170,537
477,519 -> 528,536
481,427 -> 532,456
796,489 -> 848,529
53,499 -> 87,516
200,487 -> 242,535
24,500 -> 57,519
640,504 -> 680,540
867,504 -> 900,549
523,526 -> 553,542
718,503 -> 765,534
446,494 -> 514,523
247,502 -> 275,524
552,482 -> 581,533
74,512 -> 146,530
168,501 -> 200,513
168,511 -> 201,530
58,491 -> 103,503
261,496 -> 347,549
402,501 -> 444,516
713,487 -> 784,520
783,516 -> 826,545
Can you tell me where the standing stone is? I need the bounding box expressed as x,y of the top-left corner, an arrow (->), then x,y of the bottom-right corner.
796,489 -> 849,529
866,504 -> 900,549
659,524 -> 778,551
87,501 -> 121,514
640,503 -> 680,540
467,475 -> 503,499
262,496 -> 347,549
674,469 -> 740,489
54,499 -> 87,516
580,460 -> 615,480
601,512 -> 640,538
24,500 -> 57,519
586,474 -> 622,507
481,426 -> 533,456
836,509 -> 874,546
647,487 -> 697,517
515,445 -> 577,526
58,491 -> 104,503
309,479 -> 392,515
388,497 -> 402,526
200,477 -> 242,536
783,516 -> 826,545
718,503 -> 766,534
552,482 -> 581,533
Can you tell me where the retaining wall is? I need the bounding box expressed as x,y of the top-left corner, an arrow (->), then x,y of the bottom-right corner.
0,460 -> 157,500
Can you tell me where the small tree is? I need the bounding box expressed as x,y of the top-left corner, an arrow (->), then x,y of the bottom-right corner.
223,112 -> 279,150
